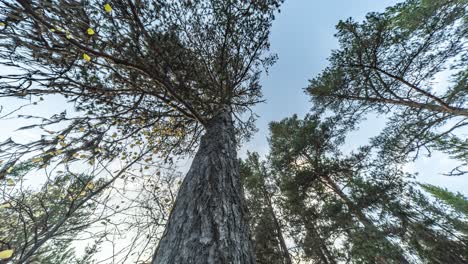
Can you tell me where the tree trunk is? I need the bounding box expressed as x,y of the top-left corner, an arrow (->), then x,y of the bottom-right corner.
322,176 -> 409,264
302,211 -> 336,264
261,187 -> 292,264
152,110 -> 255,264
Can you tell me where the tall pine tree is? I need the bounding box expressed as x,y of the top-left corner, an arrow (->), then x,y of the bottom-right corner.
307,0 -> 468,175
0,0 -> 283,262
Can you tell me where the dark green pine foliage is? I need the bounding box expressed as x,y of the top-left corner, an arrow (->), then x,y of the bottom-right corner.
266,114 -> 468,263
307,0 -> 468,175
252,210 -> 285,264
268,115 -> 407,263
241,153 -> 292,264
420,183 -> 468,216
400,186 -> 468,263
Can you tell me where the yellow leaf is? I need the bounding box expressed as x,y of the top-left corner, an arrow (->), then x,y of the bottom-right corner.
80,191 -> 87,196
72,153 -> 80,158
6,179 -> 14,186
55,149 -> 63,155
87,28 -> 95,36
0,22 -> 5,27
32,157 -> 43,163
58,135 -> 65,139
86,182 -> 95,190
66,31 -> 72,39
104,3 -> 112,13
0,249 -> 14,260
59,141 -> 67,147
6,167 -> 13,174
79,127 -> 85,132
0,203 -> 12,209
83,53 -> 91,62
50,28 -> 55,32
111,133 -> 117,138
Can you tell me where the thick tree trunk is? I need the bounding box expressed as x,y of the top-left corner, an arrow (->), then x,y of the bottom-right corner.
152,110 -> 255,264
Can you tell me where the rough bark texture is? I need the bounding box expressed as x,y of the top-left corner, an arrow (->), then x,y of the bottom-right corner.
152,110 -> 255,264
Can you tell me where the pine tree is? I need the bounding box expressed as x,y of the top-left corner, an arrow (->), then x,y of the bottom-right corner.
307,0 -> 468,175
420,183 -> 468,216
0,1 -> 284,262
263,114 -> 468,263
241,153 -> 292,264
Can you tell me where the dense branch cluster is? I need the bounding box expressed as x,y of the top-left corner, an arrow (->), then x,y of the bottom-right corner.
0,0 -> 283,172
307,0 -> 468,174
242,114 -> 468,263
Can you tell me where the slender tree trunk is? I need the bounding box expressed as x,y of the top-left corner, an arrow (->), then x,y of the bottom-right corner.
292,199 -> 336,264
152,110 -> 255,264
322,176 -> 409,264
302,212 -> 336,264
262,189 -> 293,264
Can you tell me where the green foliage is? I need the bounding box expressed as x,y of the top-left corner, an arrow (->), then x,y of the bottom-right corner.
260,114 -> 468,263
252,209 -> 285,264
420,183 -> 468,215
402,186 -> 468,263
307,0 -> 468,174
241,153 -> 291,264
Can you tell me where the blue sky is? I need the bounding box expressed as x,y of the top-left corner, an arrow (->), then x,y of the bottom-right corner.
239,0 -> 468,195
1,0 -> 466,195
243,0 -> 403,156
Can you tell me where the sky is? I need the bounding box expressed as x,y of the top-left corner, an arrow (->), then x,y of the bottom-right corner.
1,0 -> 467,195
242,0 -> 404,156
239,0 -> 468,195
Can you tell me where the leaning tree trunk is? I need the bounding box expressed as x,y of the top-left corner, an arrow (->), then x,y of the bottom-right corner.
322,176 -> 410,264
152,110 -> 255,264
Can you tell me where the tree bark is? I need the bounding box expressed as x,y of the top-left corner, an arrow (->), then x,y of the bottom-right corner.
152,110 -> 255,264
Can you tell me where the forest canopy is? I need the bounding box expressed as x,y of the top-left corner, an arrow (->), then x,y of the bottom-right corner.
0,0 -> 467,263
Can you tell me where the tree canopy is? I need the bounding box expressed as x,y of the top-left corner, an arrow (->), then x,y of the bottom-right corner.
0,0 -> 283,171
307,0 -> 468,175
241,114 -> 468,263
0,0 -> 467,263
